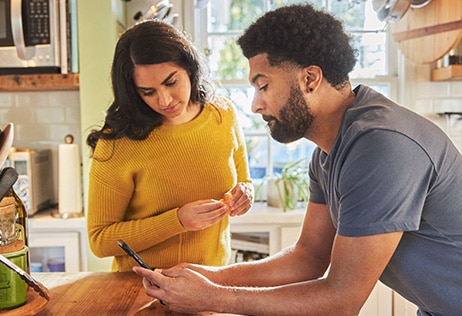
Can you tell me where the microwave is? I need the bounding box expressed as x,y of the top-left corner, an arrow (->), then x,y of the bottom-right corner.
0,0 -> 77,74
8,148 -> 54,216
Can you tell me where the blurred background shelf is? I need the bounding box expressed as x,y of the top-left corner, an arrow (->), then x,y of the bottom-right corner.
432,65 -> 462,81
0,73 -> 79,91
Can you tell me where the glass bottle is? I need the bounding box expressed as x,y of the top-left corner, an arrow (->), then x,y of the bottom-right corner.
6,187 -> 30,273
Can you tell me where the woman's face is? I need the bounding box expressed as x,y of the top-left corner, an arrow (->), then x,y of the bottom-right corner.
133,62 -> 196,126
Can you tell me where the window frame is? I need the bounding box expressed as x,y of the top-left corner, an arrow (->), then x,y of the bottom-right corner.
187,0 -> 399,179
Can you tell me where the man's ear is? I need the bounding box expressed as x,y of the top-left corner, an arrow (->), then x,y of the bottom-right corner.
303,65 -> 323,93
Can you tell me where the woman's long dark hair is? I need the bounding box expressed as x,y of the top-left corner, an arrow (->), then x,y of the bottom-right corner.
87,20 -> 214,152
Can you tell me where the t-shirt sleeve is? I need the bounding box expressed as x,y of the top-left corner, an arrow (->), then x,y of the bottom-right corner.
337,129 -> 434,236
309,147 -> 327,205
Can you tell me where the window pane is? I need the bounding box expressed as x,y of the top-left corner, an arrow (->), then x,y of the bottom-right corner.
208,35 -> 249,80
271,139 -> 316,172
270,0 -> 324,10
247,136 -> 316,179
208,0 -> 266,32
203,0 -> 395,184
217,86 -> 266,131
350,32 -> 387,78
352,81 -> 391,98
207,0 -> 388,81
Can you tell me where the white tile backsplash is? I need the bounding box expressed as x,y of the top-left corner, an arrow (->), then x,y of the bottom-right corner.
411,62 -> 462,152
1,89 -> 81,204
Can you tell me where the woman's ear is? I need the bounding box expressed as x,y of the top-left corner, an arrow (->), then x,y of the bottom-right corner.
303,65 -> 322,93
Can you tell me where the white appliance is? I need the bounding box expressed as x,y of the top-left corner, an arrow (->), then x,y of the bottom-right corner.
8,148 -> 53,216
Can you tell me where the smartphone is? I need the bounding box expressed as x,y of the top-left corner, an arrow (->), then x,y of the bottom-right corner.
117,240 -> 152,269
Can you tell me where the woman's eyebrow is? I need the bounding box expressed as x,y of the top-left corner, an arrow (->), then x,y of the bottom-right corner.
161,70 -> 178,85
136,70 -> 178,91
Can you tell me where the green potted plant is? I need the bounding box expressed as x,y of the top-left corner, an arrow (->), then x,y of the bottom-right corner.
256,158 -> 310,212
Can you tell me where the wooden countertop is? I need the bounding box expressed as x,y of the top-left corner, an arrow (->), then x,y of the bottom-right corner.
14,272 -> 238,316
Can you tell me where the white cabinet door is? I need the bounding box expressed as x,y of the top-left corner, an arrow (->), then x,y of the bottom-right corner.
359,282 -> 392,316
28,232 -> 80,272
280,226 -> 301,249
394,292 -> 418,316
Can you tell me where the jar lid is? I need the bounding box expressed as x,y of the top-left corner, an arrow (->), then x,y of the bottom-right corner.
0,239 -> 25,254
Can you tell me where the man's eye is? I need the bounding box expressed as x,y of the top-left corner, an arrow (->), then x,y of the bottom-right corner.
259,84 -> 268,91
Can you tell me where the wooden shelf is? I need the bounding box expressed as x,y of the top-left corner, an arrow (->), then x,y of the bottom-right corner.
431,65 -> 462,81
0,73 -> 79,91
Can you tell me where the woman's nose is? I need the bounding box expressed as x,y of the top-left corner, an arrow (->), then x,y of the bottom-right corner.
157,89 -> 172,107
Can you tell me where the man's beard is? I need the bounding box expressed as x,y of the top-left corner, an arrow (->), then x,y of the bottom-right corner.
265,85 -> 314,144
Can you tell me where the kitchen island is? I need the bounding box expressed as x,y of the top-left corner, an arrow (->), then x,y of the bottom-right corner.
4,272 -> 239,316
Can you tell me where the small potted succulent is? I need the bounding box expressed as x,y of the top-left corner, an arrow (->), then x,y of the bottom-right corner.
256,158 -> 310,212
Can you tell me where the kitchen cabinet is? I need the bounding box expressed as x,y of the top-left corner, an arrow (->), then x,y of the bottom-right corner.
28,208 -> 87,272
229,204 -> 418,316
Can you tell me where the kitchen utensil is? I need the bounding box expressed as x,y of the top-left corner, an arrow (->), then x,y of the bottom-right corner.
410,0 -> 432,8
0,253 -> 50,301
0,123 -> 14,168
134,0 -> 173,22
372,0 -> 412,23
0,167 -> 18,201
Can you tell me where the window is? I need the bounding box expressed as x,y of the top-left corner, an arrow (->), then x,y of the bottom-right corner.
192,0 -> 397,194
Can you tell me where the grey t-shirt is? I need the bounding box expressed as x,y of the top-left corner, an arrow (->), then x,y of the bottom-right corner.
309,85 -> 462,315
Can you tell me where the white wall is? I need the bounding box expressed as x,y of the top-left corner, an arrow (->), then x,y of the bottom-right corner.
402,56 -> 462,152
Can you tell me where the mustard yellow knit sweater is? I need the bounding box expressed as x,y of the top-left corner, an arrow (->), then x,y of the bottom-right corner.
87,98 -> 251,271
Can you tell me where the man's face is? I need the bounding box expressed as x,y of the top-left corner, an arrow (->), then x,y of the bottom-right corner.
248,54 -> 313,144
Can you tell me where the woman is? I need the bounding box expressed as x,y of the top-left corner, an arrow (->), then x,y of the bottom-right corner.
86,20 -> 253,272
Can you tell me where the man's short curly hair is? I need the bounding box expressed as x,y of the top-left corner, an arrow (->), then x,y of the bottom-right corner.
237,4 -> 357,88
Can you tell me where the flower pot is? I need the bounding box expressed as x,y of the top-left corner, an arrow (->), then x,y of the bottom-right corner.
267,178 -> 299,210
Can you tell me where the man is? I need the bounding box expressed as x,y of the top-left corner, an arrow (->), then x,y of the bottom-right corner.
133,4 -> 462,315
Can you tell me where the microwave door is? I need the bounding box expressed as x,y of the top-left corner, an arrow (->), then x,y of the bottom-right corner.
11,0 -> 35,60
0,0 -> 62,74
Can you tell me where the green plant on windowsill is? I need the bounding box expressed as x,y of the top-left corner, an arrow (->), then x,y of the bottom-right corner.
255,158 -> 310,212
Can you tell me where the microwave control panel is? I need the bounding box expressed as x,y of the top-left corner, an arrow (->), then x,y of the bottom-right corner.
24,0 -> 51,45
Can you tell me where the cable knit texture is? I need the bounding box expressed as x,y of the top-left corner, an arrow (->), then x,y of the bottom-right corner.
87,97 -> 251,271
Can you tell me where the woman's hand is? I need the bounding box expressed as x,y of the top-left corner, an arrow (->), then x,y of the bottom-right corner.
177,199 -> 228,231
227,182 -> 254,216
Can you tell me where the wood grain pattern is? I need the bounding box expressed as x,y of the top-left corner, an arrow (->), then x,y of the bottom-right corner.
431,64 -> 462,80
0,74 -> 79,91
3,272 -> 241,316
390,0 -> 462,64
